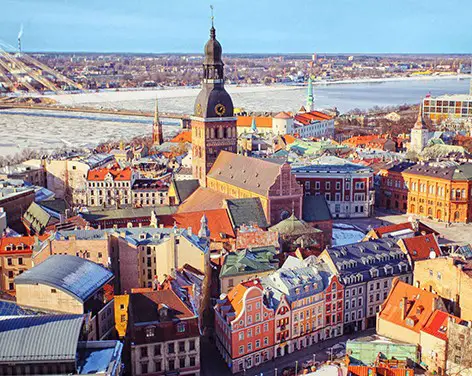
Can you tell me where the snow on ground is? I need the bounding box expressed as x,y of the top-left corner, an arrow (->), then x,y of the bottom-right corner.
332,223 -> 366,246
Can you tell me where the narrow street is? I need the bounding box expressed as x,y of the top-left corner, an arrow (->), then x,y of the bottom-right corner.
201,329 -> 375,376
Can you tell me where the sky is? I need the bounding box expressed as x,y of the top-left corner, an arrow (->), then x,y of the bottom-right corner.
1,0 -> 472,54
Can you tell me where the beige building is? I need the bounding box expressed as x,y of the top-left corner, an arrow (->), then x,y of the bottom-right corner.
39,154 -> 114,205
414,256 -> 472,321
15,254 -> 115,340
86,166 -> 134,208
113,226 -> 210,293
34,229 -> 112,268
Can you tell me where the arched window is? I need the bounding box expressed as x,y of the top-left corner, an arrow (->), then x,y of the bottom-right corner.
454,211 -> 460,221
436,209 -> 442,220
427,207 -> 432,216
419,206 -> 424,214
218,126 -> 224,139
410,204 -> 415,213
210,128 -> 215,139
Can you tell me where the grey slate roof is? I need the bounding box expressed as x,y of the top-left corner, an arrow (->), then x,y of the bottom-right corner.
326,238 -> 410,285
81,205 -> 177,222
225,197 -> 269,228
0,314 -> 83,363
387,161 -> 472,181
302,195 -> 332,222
173,179 -> 200,203
220,246 -> 278,278
15,255 -> 114,303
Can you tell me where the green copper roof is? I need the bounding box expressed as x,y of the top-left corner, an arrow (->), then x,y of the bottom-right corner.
220,246 -> 278,278
269,213 -> 322,236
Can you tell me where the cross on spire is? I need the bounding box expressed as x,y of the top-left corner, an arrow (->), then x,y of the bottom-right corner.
210,5 -> 214,28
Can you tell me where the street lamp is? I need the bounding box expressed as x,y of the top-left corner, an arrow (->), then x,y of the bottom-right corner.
274,368 -> 277,376
313,354 -> 316,365
295,360 -> 298,375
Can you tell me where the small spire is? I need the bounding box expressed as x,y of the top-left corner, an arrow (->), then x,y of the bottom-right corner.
198,213 -> 210,239
251,117 -> 257,133
154,97 -> 160,125
414,104 -> 427,130
210,5 -> 216,38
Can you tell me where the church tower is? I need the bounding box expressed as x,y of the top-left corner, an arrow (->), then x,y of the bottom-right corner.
191,13 -> 237,187
410,105 -> 429,154
152,98 -> 163,146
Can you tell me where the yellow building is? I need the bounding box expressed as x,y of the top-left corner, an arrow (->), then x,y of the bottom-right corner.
114,294 -> 130,338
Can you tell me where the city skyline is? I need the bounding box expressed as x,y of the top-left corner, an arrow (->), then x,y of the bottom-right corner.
1,0 -> 472,54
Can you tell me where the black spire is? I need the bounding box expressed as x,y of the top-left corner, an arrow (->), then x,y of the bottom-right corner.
193,6 -> 234,118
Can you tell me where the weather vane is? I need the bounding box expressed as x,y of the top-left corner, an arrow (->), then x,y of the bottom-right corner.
210,5 -> 214,27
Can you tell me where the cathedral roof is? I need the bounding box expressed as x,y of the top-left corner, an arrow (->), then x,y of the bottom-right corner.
207,151 -> 284,196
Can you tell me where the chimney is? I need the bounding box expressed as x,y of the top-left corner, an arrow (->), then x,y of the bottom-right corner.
401,297 -> 408,320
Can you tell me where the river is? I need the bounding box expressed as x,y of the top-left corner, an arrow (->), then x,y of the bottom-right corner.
0,77 -> 470,158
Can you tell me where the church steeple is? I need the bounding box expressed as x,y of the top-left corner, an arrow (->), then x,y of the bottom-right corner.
306,77 -> 314,112
193,6 -> 234,118
191,8 -> 237,187
152,97 -> 163,146
413,104 -> 427,130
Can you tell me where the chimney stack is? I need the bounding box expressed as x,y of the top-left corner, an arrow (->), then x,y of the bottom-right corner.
401,297 -> 408,320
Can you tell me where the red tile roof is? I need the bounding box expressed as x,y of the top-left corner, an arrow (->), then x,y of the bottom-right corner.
0,235 -> 49,255
157,209 -> 235,242
401,234 -> 441,261
237,116 -> 273,128
379,279 -> 443,334
421,310 -> 460,341
373,221 -> 438,238
87,166 -> 132,181
294,111 -> 333,125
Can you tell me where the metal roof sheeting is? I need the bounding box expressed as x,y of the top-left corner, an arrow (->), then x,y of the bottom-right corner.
0,314 -> 83,363
15,255 -> 113,303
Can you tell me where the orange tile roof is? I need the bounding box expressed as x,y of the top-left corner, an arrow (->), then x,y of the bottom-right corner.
87,166 -> 132,181
177,186 -> 232,214
170,131 -> 192,143
237,116 -> 273,128
421,310 -> 461,341
157,209 -> 235,241
294,111 -> 333,125
222,279 -> 263,319
282,134 -> 296,144
0,235 -> 49,255
379,279 -> 443,334
401,234 -> 441,261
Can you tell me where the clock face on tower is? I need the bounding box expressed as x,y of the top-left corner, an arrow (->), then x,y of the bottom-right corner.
215,103 -> 226,117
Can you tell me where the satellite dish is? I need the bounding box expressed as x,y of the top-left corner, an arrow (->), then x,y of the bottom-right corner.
429,251 -> 437,259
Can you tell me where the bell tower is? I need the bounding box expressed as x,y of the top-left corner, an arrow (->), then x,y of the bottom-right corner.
191,8 -> 237,187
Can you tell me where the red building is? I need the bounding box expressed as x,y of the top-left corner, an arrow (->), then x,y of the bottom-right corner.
214,280 -> 275,373
324,275 -> 344,339
292,156 -> 375,218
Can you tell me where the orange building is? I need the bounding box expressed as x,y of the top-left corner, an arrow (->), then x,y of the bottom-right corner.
0,235 -> 48,295
379,161 -> 472,223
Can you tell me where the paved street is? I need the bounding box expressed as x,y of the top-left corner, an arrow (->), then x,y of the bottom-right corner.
201,329 -> 375,376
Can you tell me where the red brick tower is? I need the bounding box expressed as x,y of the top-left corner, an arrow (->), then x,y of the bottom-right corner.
191,19 -> 237,187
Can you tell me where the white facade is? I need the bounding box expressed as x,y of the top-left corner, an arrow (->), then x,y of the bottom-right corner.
410,128 -> 430,154
272,117 -> 294,136
293,119 -> 335,139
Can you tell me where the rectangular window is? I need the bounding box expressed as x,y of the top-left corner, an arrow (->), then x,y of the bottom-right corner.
179,341 -> 185,352
326,182 -> 331,190
179,357 -> 186,368
154,345 -> 161,356
140,347 -> 148,358
239,345 -> 244,354
336,182 -> 341,190
315,181 -> 320,190
168,343 -> 175,354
